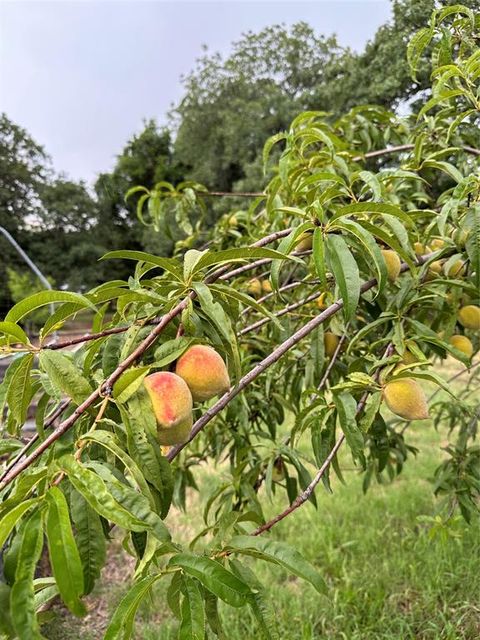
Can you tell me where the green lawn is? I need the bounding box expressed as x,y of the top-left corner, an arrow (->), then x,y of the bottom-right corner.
44,363 -> 480,639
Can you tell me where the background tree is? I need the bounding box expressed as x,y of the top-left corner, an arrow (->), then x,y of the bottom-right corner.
95,120 -> 185,265
173,22 -> 341,191
0,114 -> 50,314
172,0 -> 480,196
33,179 -> 101,292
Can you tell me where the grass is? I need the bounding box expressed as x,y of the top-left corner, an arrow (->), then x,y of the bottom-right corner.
43,361 -> 480,639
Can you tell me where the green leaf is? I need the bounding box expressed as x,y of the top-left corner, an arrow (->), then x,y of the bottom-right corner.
407,26 -> 433,79
333,392 -> 364,463
6,353 -> 33,425
104,575 -> 160,640
204,590 -> 226,639
330,202 -> 413,226
354,170 -> 382,201
0,499 -> 39,549
5,291 -> 95,324
183,249 -> 209,281
100,250 -> 182,279
229,559 -> 278,640
194,247 -> 293,274
34,392 -> 49,440
270,222 -> 312,291
113,366 -> 151,404
124,185 -> 149,201
381,214 -> 414,265
153,337 -> 194,368
40,302 -> 87,339
70,490 -> 106,595
167,571 -> 183,620
58,455 -> 149,532
465,207 -> 480,298
358,220 -> 412,266
0,583 -> 14,637
436,4 -> 475,25
0,469 -> 48,517
0,357 -> 25,423
88,461 -> 170,543
79,429 -> 153,504
332,219 -> 387,294
126,395 -> 174,519
263,131 -> 287,169
423,159 -> 464,183
179,577 -> 206,640
325,234 -> 360,321
358,392 -> 382,432
10,508 -> 45,640
0,321 -> 29,345
418,89 -> 464,119
227,535 -> 327,594
39,351 -> 92,405
45,487 -> 86,615
168,553 -> 253,607
33,584 -> 59,611
312,227 -> 327,288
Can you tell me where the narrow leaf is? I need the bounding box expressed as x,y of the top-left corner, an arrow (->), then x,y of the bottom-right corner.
227,536 -> 327,594
10,509 -> 45,640
179,577 -> 206,640
168,553 -> 252,607
104,575 -> 160,640
70,490 -> 107,595
45,487 -> 86,615
325,234 -> 360,321
5,291 -> 95,324
39,351 -> 92,405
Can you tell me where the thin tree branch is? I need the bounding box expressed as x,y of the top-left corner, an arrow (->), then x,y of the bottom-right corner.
316,325 -> 350,392
462,145 -> 480,156
42,323 -> 151,350
352,144 -> 414,161
193,144 -> 479,199
0,399 -> 70,482
251,344 -> 394,536
199,191 -> 265,198
218,249 -> 311,281
252,436 -> 345,535
238,290 -> 320,336
239,279 -> 321,318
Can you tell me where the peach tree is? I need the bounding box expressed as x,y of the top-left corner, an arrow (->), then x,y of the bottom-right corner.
0,6 -> 479,639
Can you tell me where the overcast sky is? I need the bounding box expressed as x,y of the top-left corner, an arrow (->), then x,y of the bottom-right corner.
0,0 -> 392,185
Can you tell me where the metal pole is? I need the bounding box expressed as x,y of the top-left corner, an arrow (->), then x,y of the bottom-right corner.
0,225 -> 56,318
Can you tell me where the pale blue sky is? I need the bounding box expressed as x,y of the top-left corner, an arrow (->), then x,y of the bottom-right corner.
0,1 -> 392,184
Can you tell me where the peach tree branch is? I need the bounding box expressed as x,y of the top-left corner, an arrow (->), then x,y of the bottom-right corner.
251,343 -> 394,536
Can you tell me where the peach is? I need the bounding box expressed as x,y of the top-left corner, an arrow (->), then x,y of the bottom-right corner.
143,372 -> 193,445
176,345 -> 230,402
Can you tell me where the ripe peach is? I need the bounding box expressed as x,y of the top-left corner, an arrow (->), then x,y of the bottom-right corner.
176,345 -> 230,402
144,372 -> 193,445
